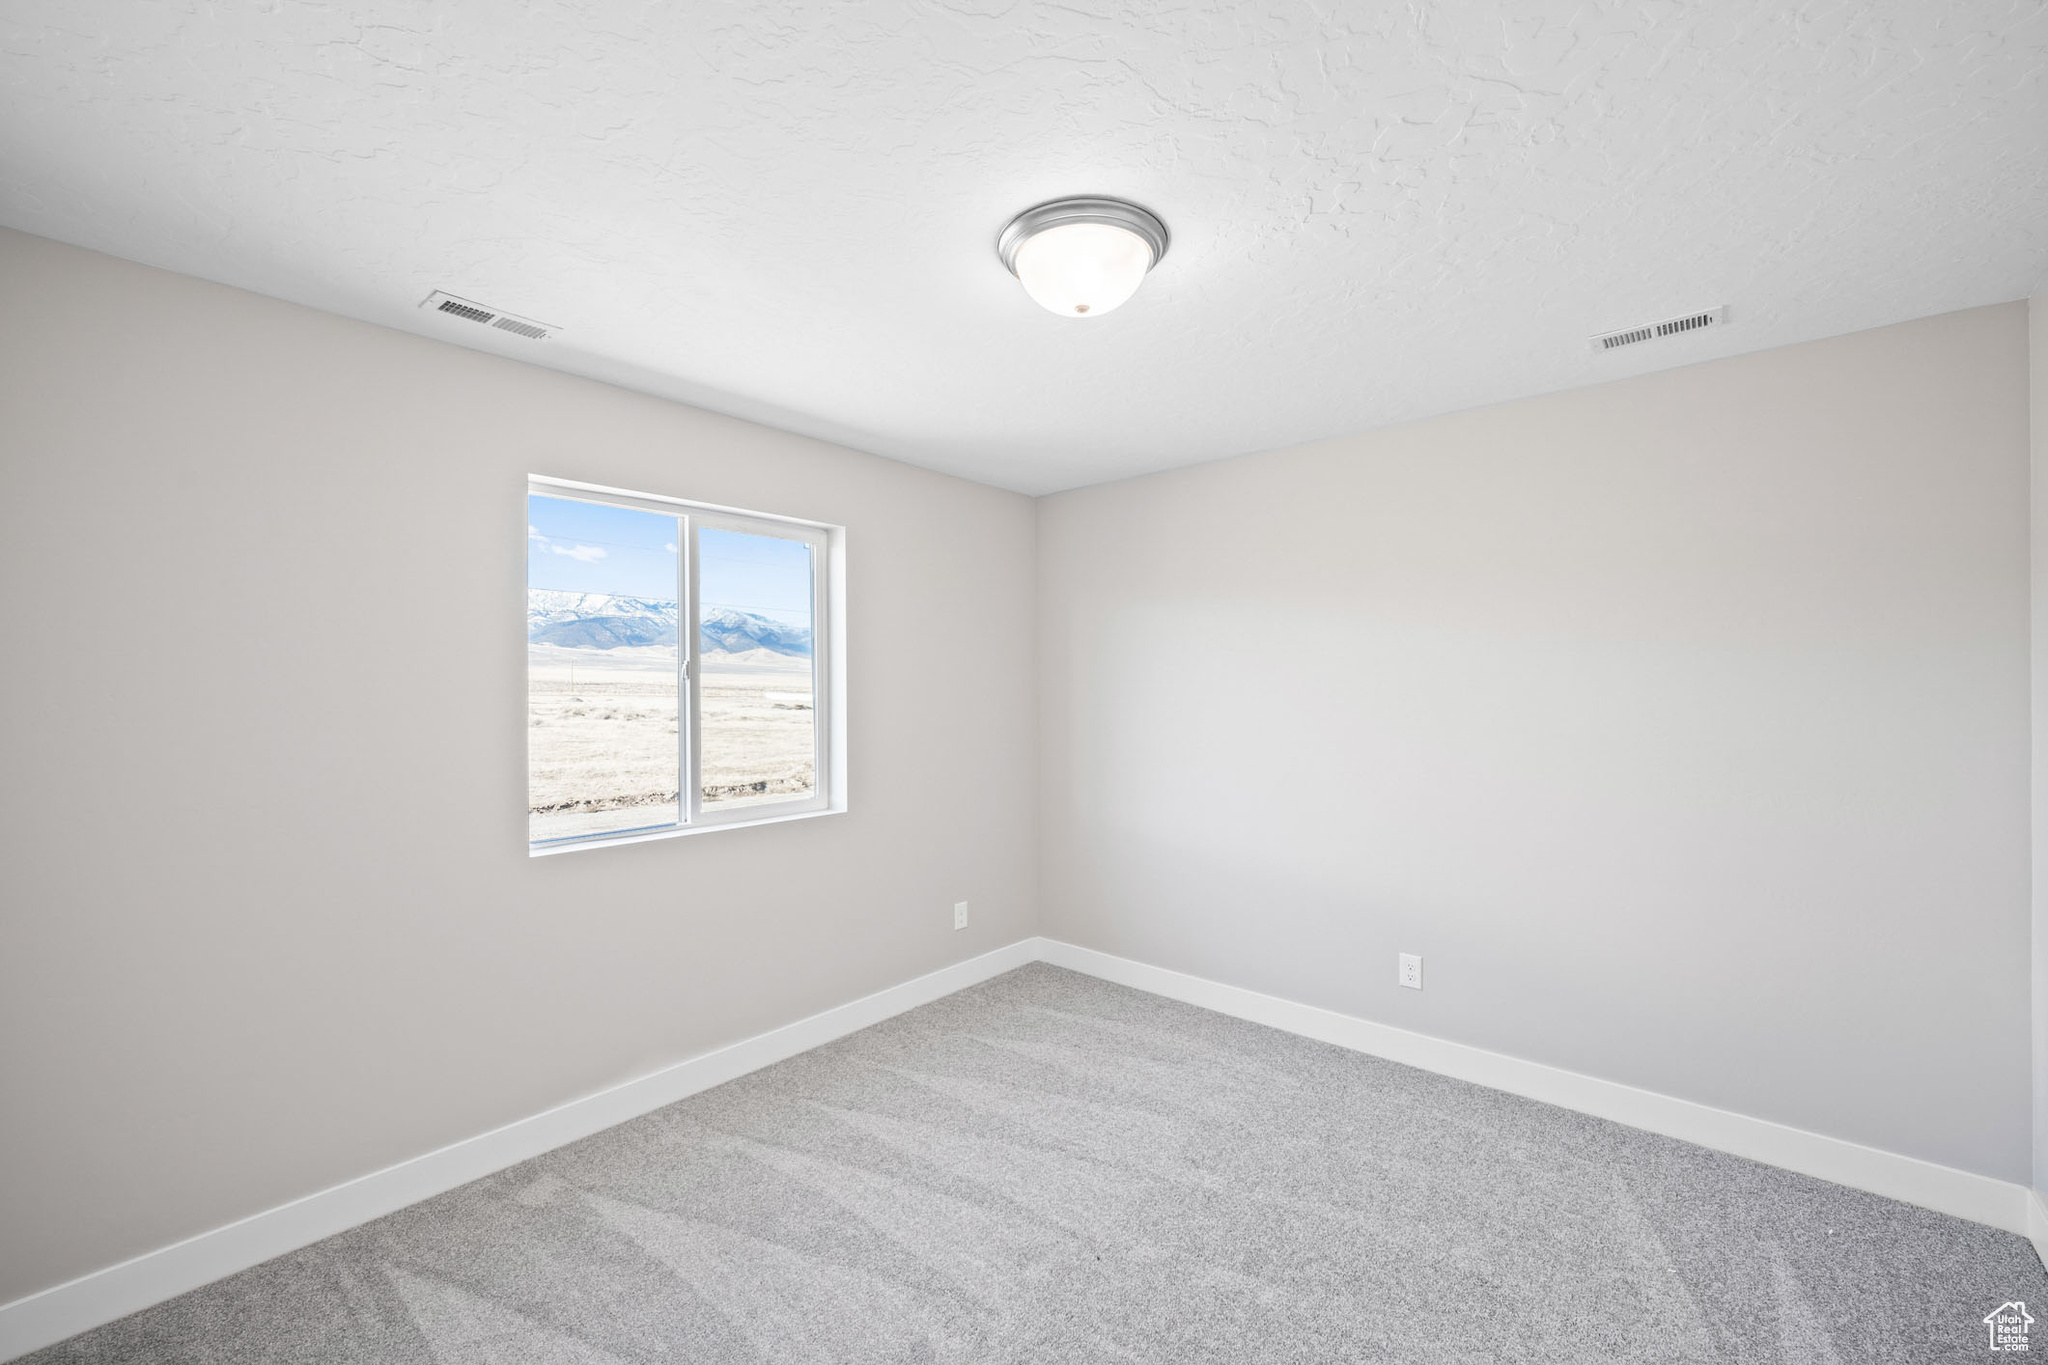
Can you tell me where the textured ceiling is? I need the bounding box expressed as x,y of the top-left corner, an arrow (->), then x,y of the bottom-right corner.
4,2 -> 2046,494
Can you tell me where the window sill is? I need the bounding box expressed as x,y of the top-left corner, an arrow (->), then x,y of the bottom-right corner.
528,804 -> 844,857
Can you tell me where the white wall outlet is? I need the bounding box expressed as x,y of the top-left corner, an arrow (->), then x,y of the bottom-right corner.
1398,953 -> 1423,990
953,901 -> 969,930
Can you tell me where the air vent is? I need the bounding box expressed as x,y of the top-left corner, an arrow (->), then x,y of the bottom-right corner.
419,291 -> 556,342
491,316 -> 549,340
1590,306 -> 1727,354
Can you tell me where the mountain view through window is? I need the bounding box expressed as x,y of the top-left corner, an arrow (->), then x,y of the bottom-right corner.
527,495 -> 682,843
696,526 -> 816,811
527,489 -> 822,845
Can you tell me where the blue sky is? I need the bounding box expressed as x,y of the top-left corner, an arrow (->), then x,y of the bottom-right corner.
528,495 -> 679,600
700,526 -> 813,626
528,495 -> 813,624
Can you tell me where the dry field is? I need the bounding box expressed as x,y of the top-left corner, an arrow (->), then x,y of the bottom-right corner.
528,644 -> 815,842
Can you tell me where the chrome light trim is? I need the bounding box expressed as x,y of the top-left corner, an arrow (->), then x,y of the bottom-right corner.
997,197 -> 1170,276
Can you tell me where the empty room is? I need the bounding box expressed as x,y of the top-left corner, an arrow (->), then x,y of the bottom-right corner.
3,2 -> 2047,1361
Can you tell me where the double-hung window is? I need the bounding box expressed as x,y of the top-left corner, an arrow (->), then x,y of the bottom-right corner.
526,475 -> 838,851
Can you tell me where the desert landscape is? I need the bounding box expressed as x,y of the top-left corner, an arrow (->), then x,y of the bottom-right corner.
527,610 -> 817,844
695,651 -> 819,811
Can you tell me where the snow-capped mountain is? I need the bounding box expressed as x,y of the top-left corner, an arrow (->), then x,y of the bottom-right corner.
527,591 -> 676,649
698,606 -> 812,658
527,591 -> 810,657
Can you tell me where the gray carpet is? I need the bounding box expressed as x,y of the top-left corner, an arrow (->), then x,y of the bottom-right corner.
25,964 -> 2045,1363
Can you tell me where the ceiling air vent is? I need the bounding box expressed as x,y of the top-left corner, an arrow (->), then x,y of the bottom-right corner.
419,291 -> 556,342
1590,306 -> 1726,354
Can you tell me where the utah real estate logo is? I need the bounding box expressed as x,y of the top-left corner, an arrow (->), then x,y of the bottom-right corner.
1985,1302 -> 2033,1352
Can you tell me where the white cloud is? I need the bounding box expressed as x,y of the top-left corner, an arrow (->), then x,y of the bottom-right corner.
529,525 -> 606,561
665,542 -> 677,553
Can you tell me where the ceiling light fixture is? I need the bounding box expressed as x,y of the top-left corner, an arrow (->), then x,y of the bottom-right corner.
997,197 -> 1169,318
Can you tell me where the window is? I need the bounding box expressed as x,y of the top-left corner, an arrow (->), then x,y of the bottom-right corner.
526,475 -> 838,851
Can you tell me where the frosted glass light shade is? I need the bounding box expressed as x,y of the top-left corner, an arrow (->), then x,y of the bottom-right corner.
1013,223 -> 1155,318
997,197 -> 1169,319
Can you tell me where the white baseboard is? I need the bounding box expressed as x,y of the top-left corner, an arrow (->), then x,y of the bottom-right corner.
2028,1189 -> 2048,1271
0,938 -> 1039,1363
5,932 -> 2033,1362
1036,937 -> 2033,1238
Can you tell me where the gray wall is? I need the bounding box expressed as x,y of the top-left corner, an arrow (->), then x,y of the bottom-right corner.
2034,289 -> 2048,1204
1038,303 -> 2032,1182
0,229 -> 1039,1303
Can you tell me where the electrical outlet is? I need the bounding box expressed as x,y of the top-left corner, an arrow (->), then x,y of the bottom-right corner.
953,901 -> 969,930
1398,953 -> 1423,990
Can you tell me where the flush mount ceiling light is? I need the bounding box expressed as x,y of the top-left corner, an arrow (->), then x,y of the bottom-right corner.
997,197 -> 1169,318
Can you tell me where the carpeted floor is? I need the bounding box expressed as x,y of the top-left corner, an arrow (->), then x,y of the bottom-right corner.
25,963 -> 2045,1363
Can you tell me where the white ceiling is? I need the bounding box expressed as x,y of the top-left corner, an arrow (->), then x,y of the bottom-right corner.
4,2 -> 2046,495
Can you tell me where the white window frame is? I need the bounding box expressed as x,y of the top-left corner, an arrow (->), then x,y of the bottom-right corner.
527,474 -> 845,855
